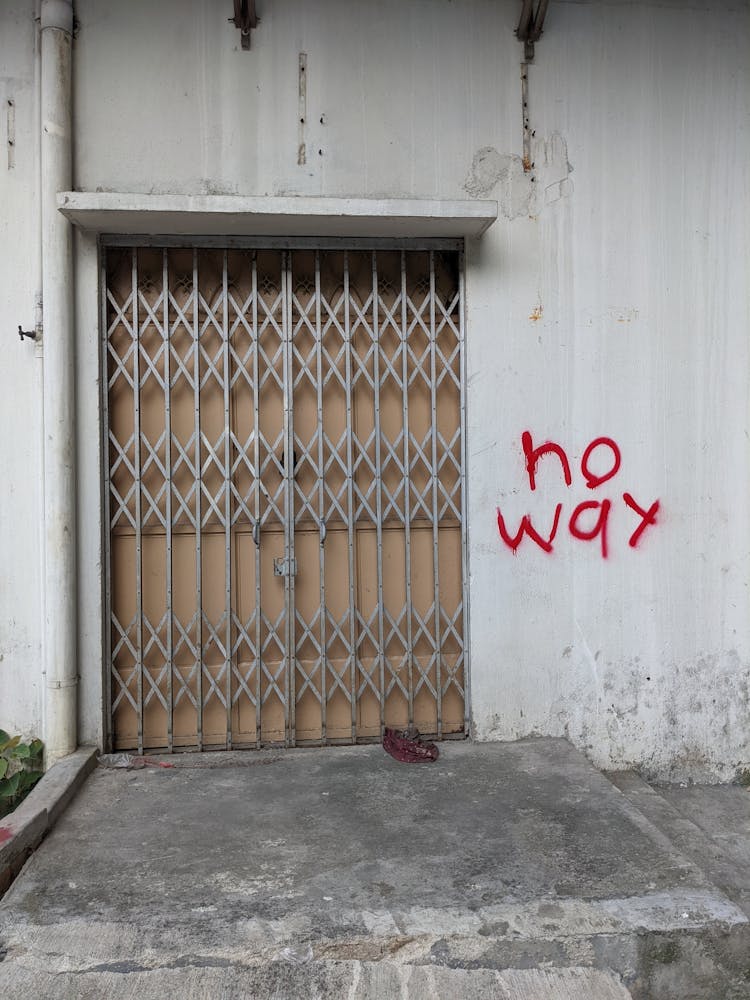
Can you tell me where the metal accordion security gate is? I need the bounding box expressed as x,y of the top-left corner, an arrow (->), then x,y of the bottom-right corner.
102,240 -> 468,752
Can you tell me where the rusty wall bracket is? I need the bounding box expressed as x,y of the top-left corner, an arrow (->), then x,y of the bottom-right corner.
515,0 -> 549,61
230,0 -> 258,50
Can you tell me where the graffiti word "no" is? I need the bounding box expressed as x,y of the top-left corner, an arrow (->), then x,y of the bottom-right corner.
496,431 -> 660,558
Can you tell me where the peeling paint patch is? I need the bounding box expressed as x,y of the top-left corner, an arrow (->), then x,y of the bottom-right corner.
463,147 -> 531,219
464,146 -> 506,197
531,132 -> 574,212
608,306 -> 640,324
465,136 -> 572,219
529,304 -> 543,322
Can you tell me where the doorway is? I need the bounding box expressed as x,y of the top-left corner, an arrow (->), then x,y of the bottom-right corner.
103,242 -> 467,750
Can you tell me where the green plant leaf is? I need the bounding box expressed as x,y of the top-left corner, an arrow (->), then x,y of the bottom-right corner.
16,771 -> 42,793
28,739 -> 44,758
0,772 -> 21,799
0,730 -> 10,746
0,759 -> 7,779
13,743 -> 31,759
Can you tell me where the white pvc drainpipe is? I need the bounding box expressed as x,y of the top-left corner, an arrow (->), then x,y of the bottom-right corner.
41,0 -> 77,764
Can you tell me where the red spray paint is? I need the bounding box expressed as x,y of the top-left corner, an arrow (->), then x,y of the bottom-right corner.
623,492 -> 660,548
581,437 -> 621,489
496,432 -> 661,558
521,431 -> 572,491
569,499 -> 612,559
496,503 -> 563,554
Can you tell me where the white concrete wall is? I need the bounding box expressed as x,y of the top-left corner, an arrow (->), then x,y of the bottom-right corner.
468,0 -> 750,781
2,0 -> 748,779
0,1 -> 44,739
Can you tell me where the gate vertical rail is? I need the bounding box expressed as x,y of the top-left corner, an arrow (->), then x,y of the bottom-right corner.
251,253 -> 263,746
101,246 -> 113,752
343,253 -> 358,741
399,251 -> 415,729
222,252 -> 233,747
371,253 -> 386,736
163,249 -> 174,751
131,249 -> 144,754
282,252 -> 294,746
428,251 -> 443,739
458,247 -> 471,734
192,249 -> 204,750
314,250 -> 328,741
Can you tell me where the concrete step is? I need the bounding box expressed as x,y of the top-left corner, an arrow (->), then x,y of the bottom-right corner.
0,957 -> 635,999
1,739 -> 748,999
608,770 -> 750,920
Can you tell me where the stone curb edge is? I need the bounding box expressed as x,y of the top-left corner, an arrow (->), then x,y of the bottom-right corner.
0,746 -> 98,898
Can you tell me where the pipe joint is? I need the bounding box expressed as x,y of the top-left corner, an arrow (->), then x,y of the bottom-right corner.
47,677 -> 79,690
41,0 -> 73,34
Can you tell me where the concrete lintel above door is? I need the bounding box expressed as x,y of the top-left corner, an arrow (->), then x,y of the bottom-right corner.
57,192 -> 497,240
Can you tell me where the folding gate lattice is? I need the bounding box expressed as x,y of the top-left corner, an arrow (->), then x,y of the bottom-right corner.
103,243 -> 468,751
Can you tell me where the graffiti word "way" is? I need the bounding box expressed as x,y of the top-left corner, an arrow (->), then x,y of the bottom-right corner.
496,431 -> 660,558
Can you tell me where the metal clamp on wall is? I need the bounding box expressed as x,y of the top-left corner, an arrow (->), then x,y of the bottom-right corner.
230,0 -> 258,50
515,0 -> 549,61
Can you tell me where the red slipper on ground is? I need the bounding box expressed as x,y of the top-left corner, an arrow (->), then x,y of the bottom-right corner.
382,727 -> 439,763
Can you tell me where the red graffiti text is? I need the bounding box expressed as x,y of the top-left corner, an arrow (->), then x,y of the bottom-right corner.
497,432 -> 660,558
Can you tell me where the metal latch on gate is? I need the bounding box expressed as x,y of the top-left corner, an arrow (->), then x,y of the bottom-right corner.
273,557 -> 298,577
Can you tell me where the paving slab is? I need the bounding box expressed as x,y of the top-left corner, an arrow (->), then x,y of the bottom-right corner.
0,738 -> 747,999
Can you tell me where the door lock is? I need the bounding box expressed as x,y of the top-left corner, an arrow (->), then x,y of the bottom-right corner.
273,557 -> 298,577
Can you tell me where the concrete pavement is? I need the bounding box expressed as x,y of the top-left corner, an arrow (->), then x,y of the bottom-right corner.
0,738 -> 748,998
